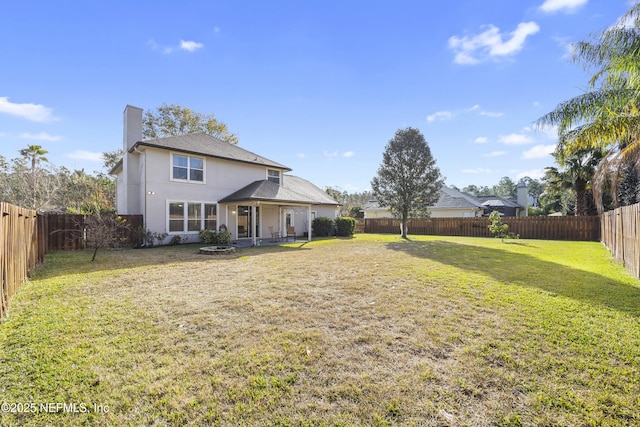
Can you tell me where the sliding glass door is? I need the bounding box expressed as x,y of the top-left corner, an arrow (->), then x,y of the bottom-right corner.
237,205 -> 259,238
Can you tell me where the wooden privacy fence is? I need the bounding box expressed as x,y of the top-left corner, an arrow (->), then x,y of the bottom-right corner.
44,214 -> 144,250
364,216 -> 601,241
1,210 -> 143,318
601,203 -> 640,278
1,202 -> 46,319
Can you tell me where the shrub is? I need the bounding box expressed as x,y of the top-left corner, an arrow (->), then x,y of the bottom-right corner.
488,211 -> 519,241
312,217 -> 334,237
488,211 -> 509,239
217,230 -> 232,245
199,229 -> 232,245
335,217 -> 355,236
133,226 -> 154,248
169,235 -> 181,246
153,232 -> 168,246
527,206 -> 544,216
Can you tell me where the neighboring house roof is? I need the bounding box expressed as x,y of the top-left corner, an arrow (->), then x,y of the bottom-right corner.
431,187 -> 485,211
219,175 -> 340,206
129,133 -> 292,171
362,187 -> 486,212
476,195 -> 523,209
362,200 -> 383,211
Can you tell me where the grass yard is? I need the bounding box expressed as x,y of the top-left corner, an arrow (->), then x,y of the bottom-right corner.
0,234 -> 639,426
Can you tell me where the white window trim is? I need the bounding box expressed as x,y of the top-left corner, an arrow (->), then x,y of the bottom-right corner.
170,152 -> 206,184
267,169 -> 281,185
167,200 -> 218,234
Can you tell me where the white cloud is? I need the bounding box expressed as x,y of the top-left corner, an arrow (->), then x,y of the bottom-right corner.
538,124 -> 559,141
521,144 -> 556,159
19,132 -> 62,142
552,36 -> 577,60
499,133 -> 534,145
483,150 -> 508,157
297,152 -> 305,159
479,110 -> 504,118
323,150 -> 338,158
427,111 -> 452,122
517,168 -> 546,180
0,97 -> 57,122
342,151 -> 355,158
180,40 -> 204,52
474,136 -> 488,144
149,39 -> 204,54
66,150 -> 103,162
448,22 -> 540,65
462,168 -> 493,174
539,0 -> 588,14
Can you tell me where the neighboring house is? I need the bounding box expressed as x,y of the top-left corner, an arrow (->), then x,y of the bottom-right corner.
362,185 -> 528,219
111,105 -> 340,245
476,196 -> 524,217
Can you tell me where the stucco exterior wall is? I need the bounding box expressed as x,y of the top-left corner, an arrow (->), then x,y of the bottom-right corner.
363,209 -> 394,219
430,209 -> 481,218
124,147 -> 287,240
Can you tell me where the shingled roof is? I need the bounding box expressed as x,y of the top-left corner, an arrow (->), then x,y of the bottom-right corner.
431,186 -> 485,210
131,133 -> 291,171
219,175 -> 340,205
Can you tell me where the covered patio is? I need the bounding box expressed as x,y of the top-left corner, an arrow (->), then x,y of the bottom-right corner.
218,180 -> 316,247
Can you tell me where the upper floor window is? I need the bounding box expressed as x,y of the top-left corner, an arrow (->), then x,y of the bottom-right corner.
172,154 -> 204,182
267,169 -> 280,184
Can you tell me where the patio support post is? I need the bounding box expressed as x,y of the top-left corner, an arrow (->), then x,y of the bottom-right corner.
224,205 -> 229,234
307,205 -> 312,242
251,204 -> 257,246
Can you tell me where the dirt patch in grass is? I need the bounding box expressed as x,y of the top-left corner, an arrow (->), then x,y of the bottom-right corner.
1,235 -> 639,426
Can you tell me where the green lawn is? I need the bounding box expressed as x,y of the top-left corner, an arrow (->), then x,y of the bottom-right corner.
0,235 -> 638,426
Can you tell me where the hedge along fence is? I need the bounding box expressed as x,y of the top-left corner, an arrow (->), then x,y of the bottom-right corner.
364,216 -> 601,241
1,202 -> 46,319
601,203 -> 640,278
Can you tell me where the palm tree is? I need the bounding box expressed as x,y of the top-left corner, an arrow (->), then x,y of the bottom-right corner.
537,4 -> 640,212
537,4 -> 640,155
546,148 -> 605,216
18,145 -> 49,209
19,145 -> 48,172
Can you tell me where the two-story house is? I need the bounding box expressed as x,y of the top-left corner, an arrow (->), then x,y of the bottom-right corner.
111,105 -> 339,245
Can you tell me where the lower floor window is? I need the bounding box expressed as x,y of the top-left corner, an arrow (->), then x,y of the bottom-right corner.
168,201 -> 217,233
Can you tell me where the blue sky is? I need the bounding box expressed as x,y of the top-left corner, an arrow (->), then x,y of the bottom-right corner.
0,0 -> 634,192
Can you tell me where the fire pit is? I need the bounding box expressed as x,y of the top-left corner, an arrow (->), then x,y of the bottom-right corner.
199,246 -> 236,255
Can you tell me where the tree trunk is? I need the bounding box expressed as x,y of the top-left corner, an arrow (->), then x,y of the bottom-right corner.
400,215 -> 408,238
574,178 -> 588,216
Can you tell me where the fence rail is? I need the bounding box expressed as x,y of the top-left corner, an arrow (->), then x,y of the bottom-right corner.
601,203 -> 640,278
364,216 -> 601,241
1,202 -> 45,319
